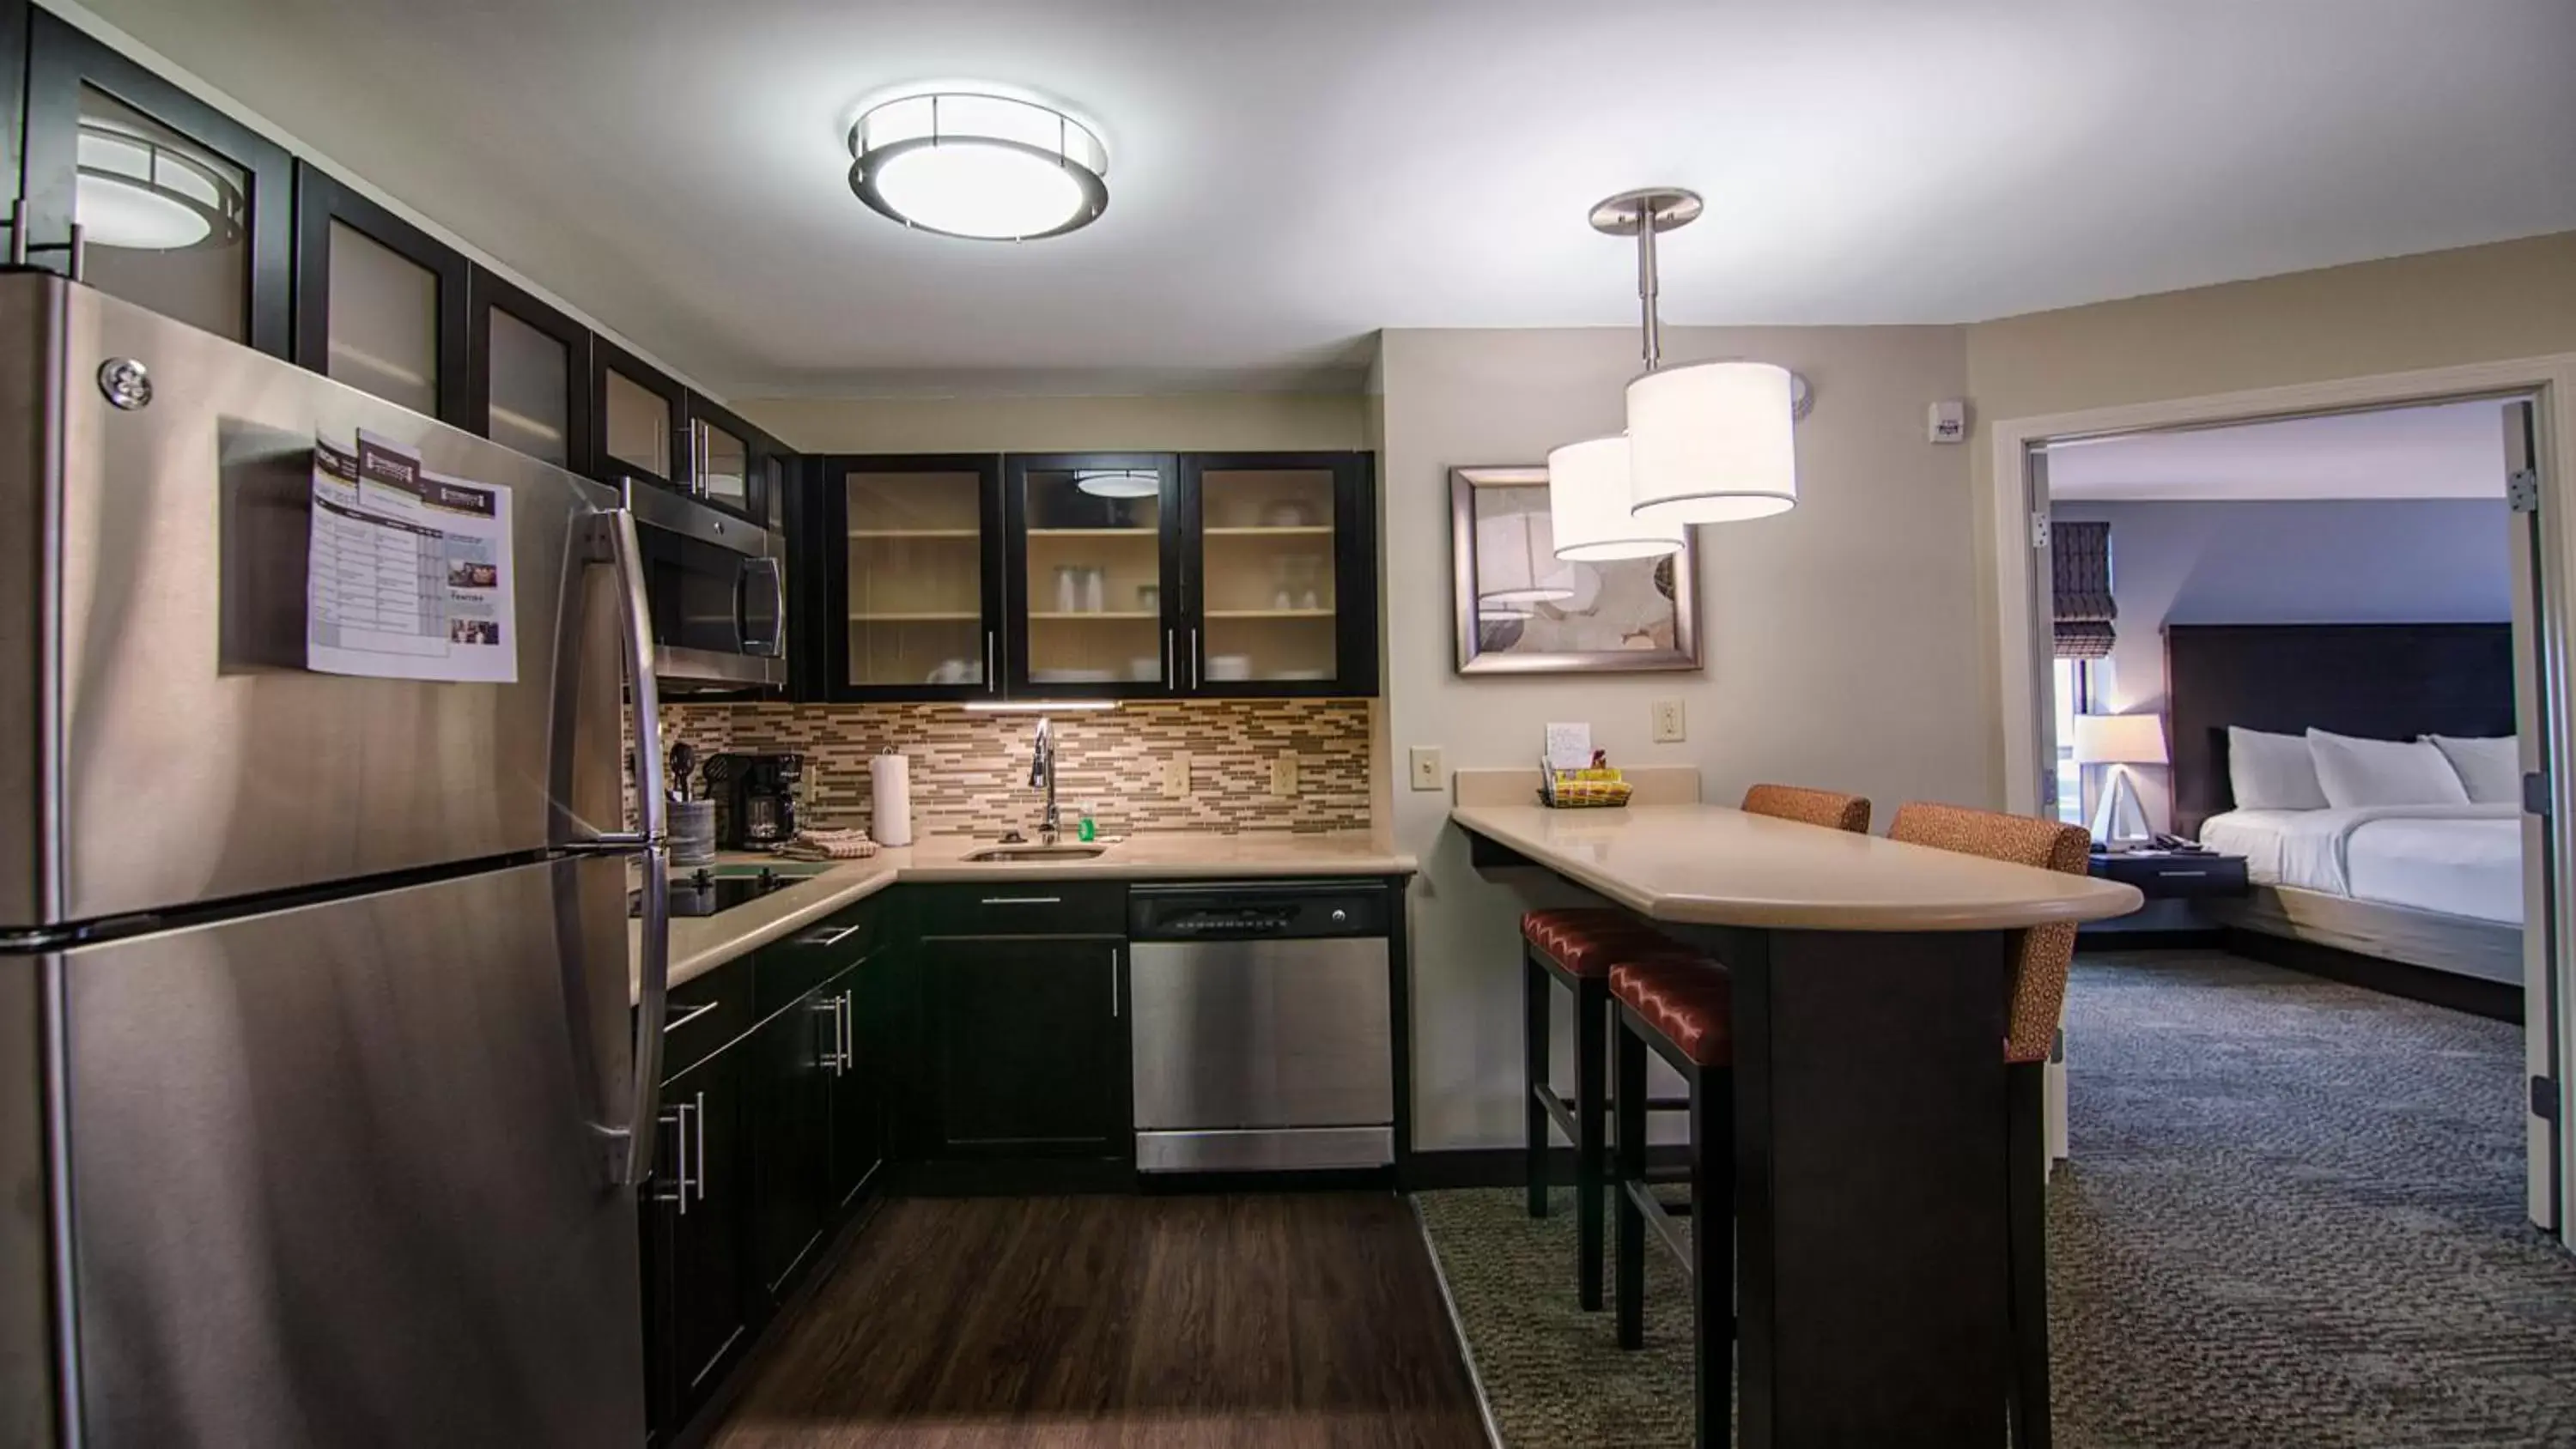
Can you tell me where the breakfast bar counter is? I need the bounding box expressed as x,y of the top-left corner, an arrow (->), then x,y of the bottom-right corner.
1455,803 -> 2141,1449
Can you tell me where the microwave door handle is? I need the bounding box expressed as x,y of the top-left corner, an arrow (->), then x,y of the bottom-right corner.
597,506 -> 670,1187
738,556 -> 785,659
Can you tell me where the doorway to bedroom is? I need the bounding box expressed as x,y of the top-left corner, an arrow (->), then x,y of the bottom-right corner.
1996,385 -> 2576,1442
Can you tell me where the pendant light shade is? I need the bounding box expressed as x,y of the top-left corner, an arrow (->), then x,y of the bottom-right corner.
1627,361 -> 1800,525
1546,436 -> 1684,561
1475,508 -> 1576,606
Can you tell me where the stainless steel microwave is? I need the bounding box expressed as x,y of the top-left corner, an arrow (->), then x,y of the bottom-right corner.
625,479 -> 785,691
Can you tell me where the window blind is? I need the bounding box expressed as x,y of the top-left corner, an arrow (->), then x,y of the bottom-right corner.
2051,520 -> 2115,660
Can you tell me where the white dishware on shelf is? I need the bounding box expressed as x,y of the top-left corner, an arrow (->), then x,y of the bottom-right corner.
1207,654 -> 1253,682
1032,667 -> 1116,683
1054,565 -> 1083,613
1129,656 -> 1159,680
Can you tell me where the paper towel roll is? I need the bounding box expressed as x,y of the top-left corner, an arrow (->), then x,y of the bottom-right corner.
869,752 -> 913,847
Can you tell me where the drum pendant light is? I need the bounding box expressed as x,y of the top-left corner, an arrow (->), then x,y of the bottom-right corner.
1546,435 -> 1682,561
1577,188 -> 1803,529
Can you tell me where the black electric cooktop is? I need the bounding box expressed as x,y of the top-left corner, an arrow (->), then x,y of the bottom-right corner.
629,866 -> 803,919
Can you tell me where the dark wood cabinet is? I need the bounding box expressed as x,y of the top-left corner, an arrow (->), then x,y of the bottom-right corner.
683,392 -> 786,529
18,8 -> 292,355
922,934 -> 1128,1161
465,264 -> 592,475
823,960 -> 884,1209
745,985 -> 835,1298
290,162 -> 470,423
803,450 -> 1377,702
592,335 -> 690,495
641,1040 -> 751,1440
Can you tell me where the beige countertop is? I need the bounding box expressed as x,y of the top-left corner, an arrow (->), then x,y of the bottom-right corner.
631,829 -> 1416,1000
1452,803 -> 2142,931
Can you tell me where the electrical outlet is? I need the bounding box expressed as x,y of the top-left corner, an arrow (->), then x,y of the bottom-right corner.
1409,746 -> 1444,792
1651,698 -> 1686,743
1162,753 -> 1191,798
1271,753 -> 1300,797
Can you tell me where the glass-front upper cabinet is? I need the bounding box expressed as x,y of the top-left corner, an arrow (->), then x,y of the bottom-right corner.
20,10 -> 293,355
293,165 -> 469,422
1006,454 -> 1178,697
1186,457 -> 1345,689
466,265 -> 590,472
820,456 -> 1005,700
684,394 -> 779,527
592,336 -> 687,494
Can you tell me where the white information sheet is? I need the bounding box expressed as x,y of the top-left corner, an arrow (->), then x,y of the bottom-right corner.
1545,721 -> 1594,771
307,429 -> 519,683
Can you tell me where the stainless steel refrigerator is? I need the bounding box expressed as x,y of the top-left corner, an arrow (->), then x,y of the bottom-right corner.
0,273 -> 673,1448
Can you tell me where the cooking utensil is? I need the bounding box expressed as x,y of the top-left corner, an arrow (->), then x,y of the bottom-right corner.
669,743 -> 695,803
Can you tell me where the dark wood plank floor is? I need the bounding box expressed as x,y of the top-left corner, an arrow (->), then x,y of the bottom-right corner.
712,1193 -> 1491,1448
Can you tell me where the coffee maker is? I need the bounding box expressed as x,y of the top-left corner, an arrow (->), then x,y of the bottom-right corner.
702,751 -> 802,849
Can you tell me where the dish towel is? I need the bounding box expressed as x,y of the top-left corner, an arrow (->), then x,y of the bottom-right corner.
776,828 -> 881,861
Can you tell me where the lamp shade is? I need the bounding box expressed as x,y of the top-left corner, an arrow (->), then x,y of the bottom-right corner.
1546,435 -> 1685,561
1626,361 -> 1799,525
1475,508 -> 1575,606
2071,712 -> 2168,766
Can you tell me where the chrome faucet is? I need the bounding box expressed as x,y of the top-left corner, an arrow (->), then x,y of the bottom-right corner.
1028,716 -> 1060,844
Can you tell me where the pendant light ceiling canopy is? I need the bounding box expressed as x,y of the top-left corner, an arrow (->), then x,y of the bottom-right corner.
849,89 -> 1108,241
1546,435 -> 1684,561
1542,187 -> 1805,546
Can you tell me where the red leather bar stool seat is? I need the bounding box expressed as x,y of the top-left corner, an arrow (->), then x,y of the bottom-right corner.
1609,955 -> 1735,1068
1522,907 -> 1677,977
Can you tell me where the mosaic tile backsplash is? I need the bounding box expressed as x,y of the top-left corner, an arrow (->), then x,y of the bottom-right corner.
654,700 -> 1374,837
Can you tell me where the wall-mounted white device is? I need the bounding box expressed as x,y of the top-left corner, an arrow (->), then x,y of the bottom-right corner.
1928,399 -> 1966,445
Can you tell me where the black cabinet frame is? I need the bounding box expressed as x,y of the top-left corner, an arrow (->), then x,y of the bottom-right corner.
1003,451 -> 1184,701
464,264 -> 593,476
1178,450 -> 1379,700
810,452 -> 1009,704
591,333 -> 691,495
292,161 -> 471,424
19,9 -> 293,356
683,391 -> 784,530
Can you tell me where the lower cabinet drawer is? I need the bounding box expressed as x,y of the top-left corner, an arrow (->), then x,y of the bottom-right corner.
660,956 -> 752,1080
913,882 -> 1126,937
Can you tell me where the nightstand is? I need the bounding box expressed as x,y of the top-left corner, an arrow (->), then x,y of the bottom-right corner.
2081,849 -> 2249,944
2087,850 -> 2250,899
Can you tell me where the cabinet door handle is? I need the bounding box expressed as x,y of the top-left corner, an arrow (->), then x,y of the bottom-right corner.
986,629 -> 999,694
692,1088 -> 708,1203
1188,627 -> 1200,688
1110,947 -> 1121,1020
811,996 -> 842,1075
1164,629 -> 1175,683
799,922 -> 866,949
2160,870 -> 2209,878
981,895 -> 1061,906
660,1099 -> 698,1213
839,991 -> 856,1072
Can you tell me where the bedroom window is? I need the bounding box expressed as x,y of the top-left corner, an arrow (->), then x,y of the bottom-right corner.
2053,658 -> 2092,825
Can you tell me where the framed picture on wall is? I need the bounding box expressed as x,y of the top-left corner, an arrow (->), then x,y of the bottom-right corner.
1449,464 -> 1702,675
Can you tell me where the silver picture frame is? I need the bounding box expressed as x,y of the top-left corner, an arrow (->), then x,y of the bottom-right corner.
1450,464 -> 1703,675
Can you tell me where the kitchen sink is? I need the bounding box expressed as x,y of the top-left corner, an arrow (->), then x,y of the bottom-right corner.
963,845 -> 1109,863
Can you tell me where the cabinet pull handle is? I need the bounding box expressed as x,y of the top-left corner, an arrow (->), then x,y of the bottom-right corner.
839,991 -> 856,1072
986,630 -> 999,694
1188,627 -> 1200,688
663,1099 -> 697,1214
662,999 -> 720,1034
799,922 -> 866,949
981,895 -> 1061,906
2160,870 -> 2208,878
1110,947 -> 1121,1020
1164,629 -> 1175,683
693,1088 -> 708,1203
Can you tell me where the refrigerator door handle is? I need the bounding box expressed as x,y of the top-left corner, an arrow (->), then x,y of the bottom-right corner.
598,506 -> 671,1186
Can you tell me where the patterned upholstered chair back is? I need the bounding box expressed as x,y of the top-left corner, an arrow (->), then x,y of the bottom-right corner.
1740,783 -> 1872,834
1886,802 -> 2092,1064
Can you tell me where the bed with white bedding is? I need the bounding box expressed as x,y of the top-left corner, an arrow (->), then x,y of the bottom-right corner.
2199,803 -> 2524,926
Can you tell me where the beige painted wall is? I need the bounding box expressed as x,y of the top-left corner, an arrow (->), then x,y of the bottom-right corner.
1378,324 -> 1980,1149
735,393 -> 1369,455
1962,231 -> 2576,796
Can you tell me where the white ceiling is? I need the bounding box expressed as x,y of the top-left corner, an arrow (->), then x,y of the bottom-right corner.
2044,399 -> 2514,501
76,0 -> 2576,398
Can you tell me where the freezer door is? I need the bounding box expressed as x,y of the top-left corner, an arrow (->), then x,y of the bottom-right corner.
0,274 -> 628,930
53,854 -> 642,1449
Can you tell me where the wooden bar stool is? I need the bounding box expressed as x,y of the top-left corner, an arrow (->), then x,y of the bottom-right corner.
1522,906 -> 1680,1311
1886,802 -> 2090,1449
1609,952 -> 1737,1449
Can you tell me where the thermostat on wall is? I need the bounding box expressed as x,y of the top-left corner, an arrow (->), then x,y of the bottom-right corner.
1928,399 -> 1966,445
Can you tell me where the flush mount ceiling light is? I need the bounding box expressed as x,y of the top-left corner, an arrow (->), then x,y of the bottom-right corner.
1073,468 -> 1159,499
1546,435 -> 1684,561
1545,188 -> 1807,542
75,116 -> 246,252
848,90 -> 1108,241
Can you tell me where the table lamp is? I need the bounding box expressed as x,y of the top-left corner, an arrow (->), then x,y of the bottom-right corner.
2072,712 -> 2167,851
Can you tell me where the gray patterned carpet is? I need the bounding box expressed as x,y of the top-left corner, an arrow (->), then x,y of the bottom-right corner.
1417,951 -> 2576,1447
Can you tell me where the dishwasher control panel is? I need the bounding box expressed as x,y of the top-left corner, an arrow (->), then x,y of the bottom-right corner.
1128,880 -> 1389,940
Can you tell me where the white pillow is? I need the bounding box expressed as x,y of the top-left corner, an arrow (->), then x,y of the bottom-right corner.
2306,729 -> 2470,809
2227,727 -> 2329,811
2424,734 -> 2521,805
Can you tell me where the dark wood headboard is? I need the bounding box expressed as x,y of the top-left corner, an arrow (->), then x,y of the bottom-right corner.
2165,623 -> 2516,838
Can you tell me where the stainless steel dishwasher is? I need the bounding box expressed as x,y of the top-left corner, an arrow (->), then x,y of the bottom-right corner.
1127,879 -> 1395,1173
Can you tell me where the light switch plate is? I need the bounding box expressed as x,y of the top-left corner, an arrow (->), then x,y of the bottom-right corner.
1271,753 -> 1299,797
1651,699 -> 1686,743
1162,754 -> 1191,798
1409,746 -> 1443,791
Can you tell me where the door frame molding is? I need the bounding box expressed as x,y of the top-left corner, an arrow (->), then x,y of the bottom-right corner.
1982,351 -> 2576,1244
